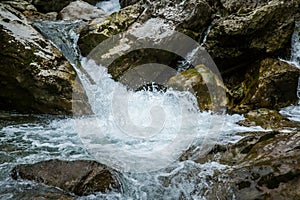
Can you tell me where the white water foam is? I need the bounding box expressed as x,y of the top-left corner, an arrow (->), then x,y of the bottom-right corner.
96,0 -> 120,14
72,58 -> 265,173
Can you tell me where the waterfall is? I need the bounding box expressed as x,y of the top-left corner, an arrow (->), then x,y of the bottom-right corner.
291,22 -> 300,68
34,20 -> 84,66
280,22 -> 300,121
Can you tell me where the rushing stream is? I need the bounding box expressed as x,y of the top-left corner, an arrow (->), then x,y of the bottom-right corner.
0,1 -> 300,199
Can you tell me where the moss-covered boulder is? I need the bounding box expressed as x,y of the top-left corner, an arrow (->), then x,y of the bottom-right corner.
205,0 -> 299,73
230,58 -> 300,113
167,64 -> 228,111
0,4 -> 91,114
11,159 -> 121,196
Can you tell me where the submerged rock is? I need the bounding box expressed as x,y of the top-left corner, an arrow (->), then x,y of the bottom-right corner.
11,159 -> 121,196
0,4 -> 91,114
230,58 -> 300,112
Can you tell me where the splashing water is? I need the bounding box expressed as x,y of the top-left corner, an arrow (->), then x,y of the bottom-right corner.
280,22 -> 300,121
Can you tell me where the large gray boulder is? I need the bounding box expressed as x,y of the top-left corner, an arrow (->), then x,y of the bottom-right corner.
0,4 -> 91,114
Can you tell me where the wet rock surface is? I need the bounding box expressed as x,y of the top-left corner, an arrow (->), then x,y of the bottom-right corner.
11,159 -> 121,196
78,4 -> 144,56
188,130 -> 300,199
205,0 -> 299,73
58,0 -> 106,21
167,64 -> 228,111
229,58 -> 300,113
238,108 -> 300,130
31,0 -> 101,13
0,4 -> 91,114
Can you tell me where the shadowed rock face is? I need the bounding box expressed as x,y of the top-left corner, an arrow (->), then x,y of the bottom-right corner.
31,0 -> 101,13
0,4 -> 91,115
11,159 -> 122,196
229,58 -> 300,113
205,1 -> 299,73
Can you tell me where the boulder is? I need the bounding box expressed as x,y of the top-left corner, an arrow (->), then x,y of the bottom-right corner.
58,0 -> 106,21
11,159 -> 121,196
136,0 -> 212,40
167,64 -> 228,111
0,4 -> 91,115
190,131 -> 300,199
31,0 -> 101,13
1,0 -> 37,12
205,0 -> 299,73
230,58 -> 300,112
78,4 -> 144,56
220,0 -> 271,13
120,0 -> 140,8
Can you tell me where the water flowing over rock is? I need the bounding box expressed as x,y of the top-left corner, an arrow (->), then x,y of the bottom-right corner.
11,159 -> 121,196
0,4 -> 91,114
205,0 -> 299,74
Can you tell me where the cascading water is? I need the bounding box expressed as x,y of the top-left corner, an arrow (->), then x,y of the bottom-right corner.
280,22 -> 300,121
2,2 -> 299,200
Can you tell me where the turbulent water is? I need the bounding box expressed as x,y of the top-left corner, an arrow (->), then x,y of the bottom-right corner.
1,1 -> 300,199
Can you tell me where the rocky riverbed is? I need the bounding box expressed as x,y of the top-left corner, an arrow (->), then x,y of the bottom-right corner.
0,0 -> 300,199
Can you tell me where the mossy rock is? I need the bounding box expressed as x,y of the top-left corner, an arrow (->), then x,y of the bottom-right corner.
167,64 -> 229,111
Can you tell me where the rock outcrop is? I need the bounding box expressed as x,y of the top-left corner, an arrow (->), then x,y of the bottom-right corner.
205,0 -> 299,73
58,0 -> 106,21
31,0 -> 101,13
230,58 -> 300,113
11,159 -> 121,196
78,4 -> 144,56
194,131 -> 300,199
0,4 -> 91,114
